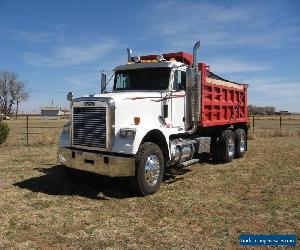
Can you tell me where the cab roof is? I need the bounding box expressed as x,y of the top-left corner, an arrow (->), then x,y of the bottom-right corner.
138,52 -> 193,65
114,60 -> 185,72
114,52 -> 191,71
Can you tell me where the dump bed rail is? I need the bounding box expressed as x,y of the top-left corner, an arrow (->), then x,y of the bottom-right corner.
199,63 -> 248,127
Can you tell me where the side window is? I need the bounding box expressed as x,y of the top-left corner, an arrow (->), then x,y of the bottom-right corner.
115,73 -> 130,89
173,70 -> 186,91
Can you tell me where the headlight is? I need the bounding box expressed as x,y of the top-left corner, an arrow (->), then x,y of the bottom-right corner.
59,122 -> 71,147
119,128 -> 136,138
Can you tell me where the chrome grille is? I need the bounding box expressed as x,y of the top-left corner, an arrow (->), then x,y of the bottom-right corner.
73,107 -> 107,149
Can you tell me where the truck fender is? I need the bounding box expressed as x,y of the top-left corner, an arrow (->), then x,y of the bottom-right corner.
133,127 -> 170,161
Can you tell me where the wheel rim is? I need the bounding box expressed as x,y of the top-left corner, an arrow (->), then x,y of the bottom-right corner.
240,134 -> 245,153
228,138 -> 235,157
144,154 -> 160,186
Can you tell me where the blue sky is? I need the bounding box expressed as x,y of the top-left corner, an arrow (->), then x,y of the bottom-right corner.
0,0 -> 299,112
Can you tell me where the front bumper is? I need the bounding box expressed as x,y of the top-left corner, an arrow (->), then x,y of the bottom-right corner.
58,147 -> 135,177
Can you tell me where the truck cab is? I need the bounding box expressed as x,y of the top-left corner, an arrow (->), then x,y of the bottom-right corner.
58,42 -> 248,196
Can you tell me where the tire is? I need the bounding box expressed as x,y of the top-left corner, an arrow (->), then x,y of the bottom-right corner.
219,130 -> 235,163
131,142 -> 164,196
211,134 -> 221,162
234,129 -> 246,158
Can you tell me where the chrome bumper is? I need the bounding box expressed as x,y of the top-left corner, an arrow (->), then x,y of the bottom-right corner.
58,147 -> 135,177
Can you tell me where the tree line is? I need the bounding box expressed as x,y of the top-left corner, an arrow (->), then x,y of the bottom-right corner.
248,105 -> 276,115
0,70 -> 29,117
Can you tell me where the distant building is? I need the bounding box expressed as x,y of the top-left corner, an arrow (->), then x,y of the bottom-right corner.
275,110 -> 291,115
41,107 -> 64,119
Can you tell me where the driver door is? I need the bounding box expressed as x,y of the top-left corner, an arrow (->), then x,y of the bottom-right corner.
171,69 -> 186,128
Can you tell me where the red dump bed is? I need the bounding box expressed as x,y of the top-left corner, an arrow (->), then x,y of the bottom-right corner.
198,63 -> 248,127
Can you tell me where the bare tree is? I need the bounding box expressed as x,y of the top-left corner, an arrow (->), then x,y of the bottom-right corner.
0,71 -> 29,117
248,105 -> 276,115
14,81 -> 30,119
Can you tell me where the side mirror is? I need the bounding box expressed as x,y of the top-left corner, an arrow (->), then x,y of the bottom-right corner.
67,92 -> 74,102
101,72 -> 107,93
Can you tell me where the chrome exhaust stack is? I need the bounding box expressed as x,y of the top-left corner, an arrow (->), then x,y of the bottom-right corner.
193,41 -> 200,67
185,41 -> 201,134
127,48 -> 133,62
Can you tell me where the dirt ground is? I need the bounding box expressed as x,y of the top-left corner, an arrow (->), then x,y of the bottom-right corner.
0,135 -> 299,249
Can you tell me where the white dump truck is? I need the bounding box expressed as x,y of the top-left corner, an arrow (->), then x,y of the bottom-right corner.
58,41 -> 249,196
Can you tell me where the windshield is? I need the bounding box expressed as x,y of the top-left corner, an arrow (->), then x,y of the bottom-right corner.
113,68 -> 171,91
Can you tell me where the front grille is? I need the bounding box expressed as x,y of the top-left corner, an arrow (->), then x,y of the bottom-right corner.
73,107 -> 107,149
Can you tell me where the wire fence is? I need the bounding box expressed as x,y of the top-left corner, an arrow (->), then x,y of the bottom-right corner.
2,115 -> 300,146
249,115 -> 300,137
4,115 -> 69,146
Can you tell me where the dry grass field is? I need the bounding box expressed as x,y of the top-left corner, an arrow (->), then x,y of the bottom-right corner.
249,115 -> 300,138
0,117 -> 299,249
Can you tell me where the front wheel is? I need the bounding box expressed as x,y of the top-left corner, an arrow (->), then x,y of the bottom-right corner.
131,142 -> 164,196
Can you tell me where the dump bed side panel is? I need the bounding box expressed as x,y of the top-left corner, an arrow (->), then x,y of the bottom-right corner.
198,63 -> 248,127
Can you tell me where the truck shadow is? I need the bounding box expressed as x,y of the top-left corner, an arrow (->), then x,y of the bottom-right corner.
14,165 -> 134,200
14,154 -> 212,200
163,153 -> 212,184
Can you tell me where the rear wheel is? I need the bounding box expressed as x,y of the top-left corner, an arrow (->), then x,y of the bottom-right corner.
219,130 -> 235,163
131,142 -> 164,196
234,128 -> 246,158
211,130 -> 235,163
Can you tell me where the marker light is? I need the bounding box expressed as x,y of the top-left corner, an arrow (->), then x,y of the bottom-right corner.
156,54 -> 165,62
134,117 -> 140,125
134,56 -> 141,63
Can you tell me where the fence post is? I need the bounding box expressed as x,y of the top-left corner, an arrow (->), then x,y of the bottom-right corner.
26,115 -> 29,146
280,116 -> 282,131
252,116 -> 255,133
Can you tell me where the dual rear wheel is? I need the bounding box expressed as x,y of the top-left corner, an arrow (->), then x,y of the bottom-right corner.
211,128 -> 246,163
